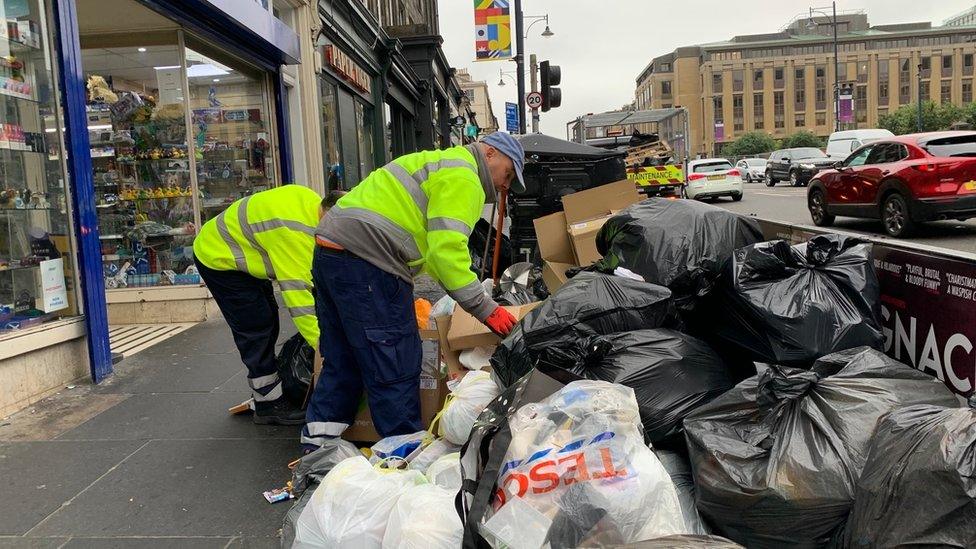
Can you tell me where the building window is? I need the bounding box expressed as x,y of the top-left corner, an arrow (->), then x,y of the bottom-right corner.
856,85 -> 867,124
320,78 -> 342,190
774,91 -> 784,129
356,101 -> 375,179
965,80 -> 974,103
837,62 -> 848,85
660,62 -> 671,72
815,65 -> 827,109
965,53 -> 974,76
733,94 -> 744,131
941,80 -> 952,103
795,112 -> 806,128
795,88 -> 806,111
661,80 -> 672,98
857,61 -> 868,83
753,93 -> 764,129
943,54 -> 953,76
878,59 -> 889,103
921,56 -> 931,78
795,68 -> 805,81
733,70 -> 744,92
921,81 -> 930,102
754,69 -> 764,88
816,111 -> 827,126
712,72 -> 723,93
774,67 -> 785,88
713,96 -> 723,124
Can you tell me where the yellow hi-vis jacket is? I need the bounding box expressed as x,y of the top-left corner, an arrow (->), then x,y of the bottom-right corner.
316,145 -> 496,321
193,185 -> 319,347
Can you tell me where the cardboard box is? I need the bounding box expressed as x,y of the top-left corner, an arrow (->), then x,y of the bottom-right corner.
341,329 -> 450,443
446,302 -> 539,350
533,180 -> 642,290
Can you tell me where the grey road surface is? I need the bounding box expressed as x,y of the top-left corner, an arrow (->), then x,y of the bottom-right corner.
713,184 -> 976,255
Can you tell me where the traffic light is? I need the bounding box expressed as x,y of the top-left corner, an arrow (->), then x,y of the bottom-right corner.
540,60 -> 561,112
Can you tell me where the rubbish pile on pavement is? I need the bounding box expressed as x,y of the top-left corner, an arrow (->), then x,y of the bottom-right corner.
283,192 -> 973,549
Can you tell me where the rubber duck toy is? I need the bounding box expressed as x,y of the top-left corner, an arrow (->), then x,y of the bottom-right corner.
153,188 -> 166,199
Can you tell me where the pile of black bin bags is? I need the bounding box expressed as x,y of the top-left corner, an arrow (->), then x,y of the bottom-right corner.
476,197 -> 972,548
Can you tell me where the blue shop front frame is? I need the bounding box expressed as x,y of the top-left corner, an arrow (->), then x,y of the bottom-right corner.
52,0 -> 300,382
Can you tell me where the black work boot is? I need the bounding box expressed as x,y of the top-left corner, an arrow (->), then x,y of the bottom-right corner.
253,397 -> 306,425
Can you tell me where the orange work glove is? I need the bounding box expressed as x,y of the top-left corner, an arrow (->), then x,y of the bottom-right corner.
484,306 -> 517,337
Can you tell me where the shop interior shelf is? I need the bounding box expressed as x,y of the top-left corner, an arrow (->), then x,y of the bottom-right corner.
0,263 -> 41,273
99,234 -> 123,240
0,88 -> 38,103
0,145 -> 44,154
0,207 -> 62,212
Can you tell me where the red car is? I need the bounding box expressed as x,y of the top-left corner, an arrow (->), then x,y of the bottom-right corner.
807,131 -> 976,237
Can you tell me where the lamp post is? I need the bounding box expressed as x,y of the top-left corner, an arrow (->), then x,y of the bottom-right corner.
808,2 -> 840,132
917,63 -> 924,132
513,4 -> 554,134
498,68 -> 518,87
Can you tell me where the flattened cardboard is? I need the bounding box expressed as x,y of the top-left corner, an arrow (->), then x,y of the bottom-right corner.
446,302 -> 539,350
561,179 -> 640,225
541,260 -> 575,293
533,211 -> 574,265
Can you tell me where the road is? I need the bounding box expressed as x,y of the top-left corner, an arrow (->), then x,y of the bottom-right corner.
714,183 -> 976,255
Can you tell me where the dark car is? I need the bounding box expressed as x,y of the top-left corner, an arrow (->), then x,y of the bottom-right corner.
807,131 -> 976,237
765,147 -> 835,187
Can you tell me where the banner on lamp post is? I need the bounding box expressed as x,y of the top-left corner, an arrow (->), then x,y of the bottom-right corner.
714,122 -> 725,142
838,87 -> 854,124
474,0 -> 513,61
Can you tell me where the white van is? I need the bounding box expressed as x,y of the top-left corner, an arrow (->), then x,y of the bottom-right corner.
825,129 -> 895,160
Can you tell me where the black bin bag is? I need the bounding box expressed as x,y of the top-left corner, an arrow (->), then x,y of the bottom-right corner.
595,198 -> 764,312
276,333 -> 314,407
702,234 -> 884,367
843,400 -> 976,548
490,272 -> 677,387
536,329 -> 735,446
683,347 -> 959,549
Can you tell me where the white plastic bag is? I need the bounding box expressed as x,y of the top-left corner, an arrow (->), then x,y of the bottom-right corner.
382,484 -> 463,549
407,438 -> 459,474
488,380 -> 687,546
438,370 -> 500,445
459,346 -> 496,371
426,452 -> 462,492
293,456 -> 427,548
369,431 -> 429,465
430,295 -> 456,324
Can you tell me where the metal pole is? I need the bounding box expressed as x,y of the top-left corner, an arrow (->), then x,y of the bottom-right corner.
515,0 -> 526,134
530,54 -> 539,133
917,62 -> 923,132
832,1 -> 840,132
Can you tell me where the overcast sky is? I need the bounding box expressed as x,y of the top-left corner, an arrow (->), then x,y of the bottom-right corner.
436,0 -> 976,139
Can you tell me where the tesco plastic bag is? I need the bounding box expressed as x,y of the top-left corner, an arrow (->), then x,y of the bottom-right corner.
843,401 -> 976,548
683,347 -> 959,548
293,456 -> 427,548
438,370 -> 500,445
426,452 -> 461,492
483,380 -> 687,547
382,484 -> 463,549
369,431 -> 430,464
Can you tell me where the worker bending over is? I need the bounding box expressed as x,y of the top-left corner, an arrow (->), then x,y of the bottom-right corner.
193,186 -> 343,425
302,132 -> 525,450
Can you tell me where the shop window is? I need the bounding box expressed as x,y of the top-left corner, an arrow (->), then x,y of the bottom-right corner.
319,77 -> 342,190
81,31 -> 279,291
355,101 -> 375,178
1,0 -> 80,335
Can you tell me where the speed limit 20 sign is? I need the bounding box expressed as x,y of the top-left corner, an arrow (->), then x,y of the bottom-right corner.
526,92 -> 543,109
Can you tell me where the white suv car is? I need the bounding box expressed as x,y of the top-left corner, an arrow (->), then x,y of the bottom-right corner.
685,158 -> 744,201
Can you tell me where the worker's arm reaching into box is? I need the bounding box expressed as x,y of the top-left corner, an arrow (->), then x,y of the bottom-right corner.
424,165 -> 495,323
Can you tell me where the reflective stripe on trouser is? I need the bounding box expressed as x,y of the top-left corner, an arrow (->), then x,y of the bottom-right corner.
303,247 -> 423,447
248,372 -> 282,402
300,422 -> 350,446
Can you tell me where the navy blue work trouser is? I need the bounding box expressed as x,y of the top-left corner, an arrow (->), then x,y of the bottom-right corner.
303,246 -> 422,446
195,258 -> 282,402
